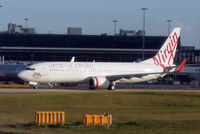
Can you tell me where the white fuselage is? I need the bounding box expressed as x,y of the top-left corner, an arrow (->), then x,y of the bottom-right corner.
18,62 -> 164,84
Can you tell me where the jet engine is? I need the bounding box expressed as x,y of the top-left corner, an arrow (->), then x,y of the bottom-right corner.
89,76 -> 110,89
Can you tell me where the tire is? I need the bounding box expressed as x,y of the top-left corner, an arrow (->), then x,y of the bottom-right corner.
107,85 -> 115,90
33,85 -> 39,89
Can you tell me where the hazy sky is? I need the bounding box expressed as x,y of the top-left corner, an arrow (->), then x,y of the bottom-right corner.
0,0 -> 199,48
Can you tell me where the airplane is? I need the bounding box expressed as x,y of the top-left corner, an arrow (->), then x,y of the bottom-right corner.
17,27 -> 187,90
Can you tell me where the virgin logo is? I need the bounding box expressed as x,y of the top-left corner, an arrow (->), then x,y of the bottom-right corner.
153,32 -> 179,70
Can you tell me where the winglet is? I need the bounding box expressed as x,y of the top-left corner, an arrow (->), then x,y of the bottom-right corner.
176,58 -> 187,72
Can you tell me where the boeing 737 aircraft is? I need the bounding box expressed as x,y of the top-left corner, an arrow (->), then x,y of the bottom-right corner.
17,27 -> 187,90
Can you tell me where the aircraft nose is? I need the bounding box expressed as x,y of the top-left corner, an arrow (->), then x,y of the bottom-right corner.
17,71 -> 28,81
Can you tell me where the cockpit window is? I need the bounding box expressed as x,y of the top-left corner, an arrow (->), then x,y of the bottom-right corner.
25,67 -> 35,71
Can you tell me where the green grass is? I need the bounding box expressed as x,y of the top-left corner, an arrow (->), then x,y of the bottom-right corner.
0,90 -> 200,134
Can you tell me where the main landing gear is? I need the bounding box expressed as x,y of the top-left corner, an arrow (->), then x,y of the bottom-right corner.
107,83 -> 116,90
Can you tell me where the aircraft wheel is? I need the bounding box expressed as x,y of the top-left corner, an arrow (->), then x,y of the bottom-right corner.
108,85 -> 115,90
33,85 -> 39,89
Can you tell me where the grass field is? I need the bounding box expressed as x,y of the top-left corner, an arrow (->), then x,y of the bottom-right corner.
0,90 -> 200,134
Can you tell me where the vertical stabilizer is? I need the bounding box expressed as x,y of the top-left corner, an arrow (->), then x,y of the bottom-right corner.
142,27 -> 181,69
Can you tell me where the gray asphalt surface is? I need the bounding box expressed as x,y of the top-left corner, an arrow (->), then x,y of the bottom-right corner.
0,88 -> 200,94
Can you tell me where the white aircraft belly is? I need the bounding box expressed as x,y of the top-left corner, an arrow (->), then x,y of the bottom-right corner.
117,74 -> 157,84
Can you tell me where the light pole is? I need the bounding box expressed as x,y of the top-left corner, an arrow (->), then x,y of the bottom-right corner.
24,18 -> 28,34
0,5 -> 3,32
141,8 -> 147,60
113,20 -> 118,36
166,20 -> 172,35
24,18 -> 28,29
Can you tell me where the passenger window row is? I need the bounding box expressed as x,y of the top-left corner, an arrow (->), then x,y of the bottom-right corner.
48,68 -> 143,73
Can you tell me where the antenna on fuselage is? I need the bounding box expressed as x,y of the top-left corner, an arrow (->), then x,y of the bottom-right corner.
71,56 -> 75,62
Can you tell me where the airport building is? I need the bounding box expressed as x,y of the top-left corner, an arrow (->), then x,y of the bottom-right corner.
1,33 -> 199,65
0,33 -> 179,62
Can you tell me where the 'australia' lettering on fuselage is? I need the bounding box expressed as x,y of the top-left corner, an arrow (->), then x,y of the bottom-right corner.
48,63 -> 94,69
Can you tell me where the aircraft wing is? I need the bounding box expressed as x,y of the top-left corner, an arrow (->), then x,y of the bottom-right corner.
106,72 -> 164,81
106,58 -> 187,82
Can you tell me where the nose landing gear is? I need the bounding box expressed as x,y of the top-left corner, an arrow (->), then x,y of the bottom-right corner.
29,81 -> 39,89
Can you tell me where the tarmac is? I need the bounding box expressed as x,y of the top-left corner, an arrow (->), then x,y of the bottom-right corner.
0,87 -> 199,94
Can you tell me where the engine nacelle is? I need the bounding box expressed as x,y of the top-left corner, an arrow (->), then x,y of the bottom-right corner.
89,76 -> 110,89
